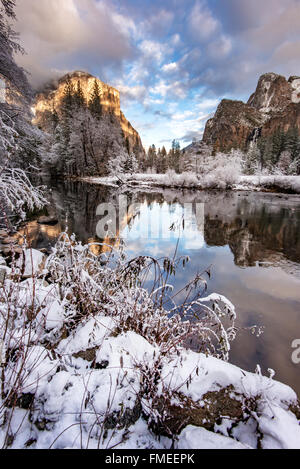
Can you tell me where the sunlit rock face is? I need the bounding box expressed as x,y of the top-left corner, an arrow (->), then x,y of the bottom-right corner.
202,99 -> 265,153
33,71 -> 144,154
203,73 -> 300,153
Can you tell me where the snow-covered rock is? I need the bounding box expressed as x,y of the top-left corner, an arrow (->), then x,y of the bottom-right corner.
177,426 -> 250,449
0,235 -> 299,450
16,249 -> 46,278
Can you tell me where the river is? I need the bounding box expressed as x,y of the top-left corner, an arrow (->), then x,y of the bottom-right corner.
17,180 -> 300,396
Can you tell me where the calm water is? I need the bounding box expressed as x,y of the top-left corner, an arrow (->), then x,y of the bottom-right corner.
18,180 -> 300,396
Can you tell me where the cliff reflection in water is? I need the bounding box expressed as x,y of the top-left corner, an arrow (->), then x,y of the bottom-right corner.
203,192 -> 300,274
16,180 -> 300,396
19,181 -> 300,276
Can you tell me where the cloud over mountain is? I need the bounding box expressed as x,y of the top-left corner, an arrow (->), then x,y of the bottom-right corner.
15,0 -> 300,148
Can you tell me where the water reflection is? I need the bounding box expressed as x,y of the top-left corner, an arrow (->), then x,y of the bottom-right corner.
16,180 -> 300,395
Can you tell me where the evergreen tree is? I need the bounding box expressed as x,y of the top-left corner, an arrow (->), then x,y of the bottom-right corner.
89,79 -> 102,118
271,129 -> 286,164
74,80 -> 86,108
244,145 -> 260,175
160,146 -> 168,173
147,145 -> 157,171
168,139 -> 181,173
61,77 -> 75,117
0,0 -> 44,169
278,150 -> 292,175
124,152 -> 138,174
156,148 -> 162,173
125,136 -> 130,155
285,127 -> 300,161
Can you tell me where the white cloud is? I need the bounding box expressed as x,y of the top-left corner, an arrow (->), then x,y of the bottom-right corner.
15,0 -> 135,86
162,62 -> 178,73
170,34 -> 181,46
143,97 -> 165,107
116,84 -> 147,102
188,1 -> 219,41
195,98 -> 220,110
139,9 -> 174,38
139,40 -> 170,64
150,79 -> 187,99
208,35 -> 232,59
128,63 -> 149,83
167,111 -> 210,142
172,110 -> 196,121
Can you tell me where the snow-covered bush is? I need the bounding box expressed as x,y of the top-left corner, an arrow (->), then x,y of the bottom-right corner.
177,148 -> 243,189
0,167 -> 47,224
0,234 -> 298,448
0,233 -> 241,447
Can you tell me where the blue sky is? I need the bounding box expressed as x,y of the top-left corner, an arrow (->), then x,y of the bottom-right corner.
15,0 -> 300,150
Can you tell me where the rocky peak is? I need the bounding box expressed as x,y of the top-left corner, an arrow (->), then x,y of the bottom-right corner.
288,76 -> 300,104
34,71 -> 121,119
33,71 -> 144,155
202,99 -> 264,152
202,72 -> 300,153
247,73 -> 292,114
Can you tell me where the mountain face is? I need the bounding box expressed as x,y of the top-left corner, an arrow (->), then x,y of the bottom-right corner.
33,71 -> 144,156
203,73 -> 300,153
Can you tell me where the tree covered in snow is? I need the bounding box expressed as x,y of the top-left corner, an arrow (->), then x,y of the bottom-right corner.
0,0 -> 31,104
42,79 -> 139,177
123,152 -> 139,174
257,127 -> 300,174
88,79 -> 102,118
0,0 -> 44,170
243,145 -> 261,175
168,139 -> 181,173
278,150 -> 293,175
0,1 -> 46,226
180,142 -> 212,174
0,167 -> 47,226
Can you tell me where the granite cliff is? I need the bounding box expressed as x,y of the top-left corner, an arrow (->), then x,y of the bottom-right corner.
33,71 -> 144,156
203,73 -> 300,153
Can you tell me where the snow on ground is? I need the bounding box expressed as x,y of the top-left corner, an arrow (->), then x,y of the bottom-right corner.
238,175 -> 300,194
16,249 -> 46,278
0,243 -> 299,449
83,173 -> 300,194
290,78 -> 300,104
177,426 -> 250,449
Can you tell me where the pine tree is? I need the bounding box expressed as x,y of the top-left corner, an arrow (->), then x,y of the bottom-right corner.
62,78 -> 74,110
0,0 -> 43,169
125,136 -> 130,155
124,152 -> 138,174
89,79 -> 102,118
147,145 -> 157,171
271,129 -> 286,164
285,127 -> 300,161
169,139 -> 181,173
278,150 -> 292,175
74,80 -> 86,108
244,145 -> 260,175
160,146 -> 168,173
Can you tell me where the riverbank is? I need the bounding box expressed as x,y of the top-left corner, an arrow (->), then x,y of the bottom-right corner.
0,235 -> 299,449
81,173 -> 300,194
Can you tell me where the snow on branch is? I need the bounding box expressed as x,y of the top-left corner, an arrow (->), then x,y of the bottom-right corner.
0,167 -> 47,220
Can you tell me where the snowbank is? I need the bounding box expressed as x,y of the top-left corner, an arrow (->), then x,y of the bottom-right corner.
0,236 -> 299,449
238,175 -> 300,194
83,173 -> 300,194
